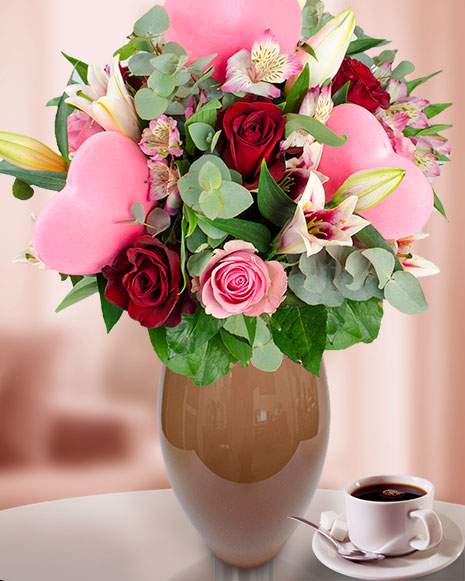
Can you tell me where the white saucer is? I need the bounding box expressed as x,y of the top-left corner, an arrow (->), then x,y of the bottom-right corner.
312,512 -> 464,581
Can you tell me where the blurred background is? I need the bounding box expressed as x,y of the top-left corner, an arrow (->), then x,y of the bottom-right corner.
0,0 -> 463,510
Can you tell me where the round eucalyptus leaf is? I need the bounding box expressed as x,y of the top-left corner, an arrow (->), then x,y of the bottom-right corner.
133,5 -> 169,37
134,88 -> 169,120
384,270 -> 428,314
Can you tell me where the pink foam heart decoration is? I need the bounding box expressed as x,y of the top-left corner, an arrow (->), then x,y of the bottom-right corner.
164,0 -> 302,82
318,103 -> 434,240
33,131 -> 152,275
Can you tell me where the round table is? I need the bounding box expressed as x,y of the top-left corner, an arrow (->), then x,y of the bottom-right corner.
0,489 -> 463,580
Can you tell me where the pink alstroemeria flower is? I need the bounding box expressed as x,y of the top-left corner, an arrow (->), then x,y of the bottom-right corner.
147,160 -> 181,215
390,233 -> 439,277
372,61 -> 393,89
281,85 -> 333,169
185,91 -> 208,120
382,79 -> 429,129
276,172 -> 369,256
139,115 -> 183,160
222,29 -> 302,98
410,137 -> 441,178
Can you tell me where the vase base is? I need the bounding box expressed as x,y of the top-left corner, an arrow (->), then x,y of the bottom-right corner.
213,554 -> 275,578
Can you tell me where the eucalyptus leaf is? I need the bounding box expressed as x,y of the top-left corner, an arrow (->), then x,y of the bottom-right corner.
128,52 -> 155,76
130,201 -> 146,224
163,42 -> 187,57
199,188 -> 225,220
223,314 -> 256,345
362,248 -> 395,289
189,123 -> 215,151
391,60 -> 415,81
187,248 -> 213,276
384,271 -> 428,314
133,5 -> 169,37
147,70 -> 176,97
199,160 -> 223,190
197,216 -> 226,239
355,224 -> 403,272
135,87 -> 169,120
251,321 -> 283,373
56,276 -> 98,313
218,181 -> 254,219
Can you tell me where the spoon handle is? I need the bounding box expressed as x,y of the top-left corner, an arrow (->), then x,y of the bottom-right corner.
288,516 -> 338,547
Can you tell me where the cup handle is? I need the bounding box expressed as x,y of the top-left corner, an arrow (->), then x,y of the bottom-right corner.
408,509 -> 443,551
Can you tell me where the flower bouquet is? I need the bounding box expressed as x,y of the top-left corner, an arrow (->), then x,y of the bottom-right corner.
1,0 -> 451,387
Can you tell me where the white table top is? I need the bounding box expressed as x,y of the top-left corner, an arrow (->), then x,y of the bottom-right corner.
0,488 -> 463,581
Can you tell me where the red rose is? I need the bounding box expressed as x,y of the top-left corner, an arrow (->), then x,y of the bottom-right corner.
332,57 -> 390,113
217,98 -> 286,189
102,235 -> 196,328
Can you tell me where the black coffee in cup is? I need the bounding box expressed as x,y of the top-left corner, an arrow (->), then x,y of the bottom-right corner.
351,482 -> 427,502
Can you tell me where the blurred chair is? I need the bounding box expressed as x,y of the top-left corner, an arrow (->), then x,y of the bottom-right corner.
0,331 -> 169,510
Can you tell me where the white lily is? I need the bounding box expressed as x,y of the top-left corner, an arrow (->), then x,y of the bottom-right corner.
390,233 -> 440,278
291,8 -> 355,89
0,131 -> 67,172
332,167 -> 406,210
276,171 -> 369,256
65,56 -> 140,142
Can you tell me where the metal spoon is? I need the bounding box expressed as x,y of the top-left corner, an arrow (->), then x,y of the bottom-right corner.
288,516 -> 385,562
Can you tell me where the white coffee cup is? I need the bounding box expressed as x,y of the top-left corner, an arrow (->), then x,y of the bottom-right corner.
344,474 -> 443,556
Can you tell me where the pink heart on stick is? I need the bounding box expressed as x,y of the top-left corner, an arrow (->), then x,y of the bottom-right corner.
33,131 -> 152,275
164,0 -> 302,82
318,103 -> 434,240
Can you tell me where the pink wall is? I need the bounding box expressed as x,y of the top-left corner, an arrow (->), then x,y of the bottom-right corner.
0,0 -> 463,507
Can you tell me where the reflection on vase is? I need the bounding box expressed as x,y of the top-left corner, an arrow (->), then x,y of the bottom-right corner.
159,358 -> 330,568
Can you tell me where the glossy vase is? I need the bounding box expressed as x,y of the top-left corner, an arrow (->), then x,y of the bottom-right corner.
158,358 -> 330,568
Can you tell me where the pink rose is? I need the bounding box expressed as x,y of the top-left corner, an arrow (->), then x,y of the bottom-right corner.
193,240 -> 287,319
67,110 -> 104,156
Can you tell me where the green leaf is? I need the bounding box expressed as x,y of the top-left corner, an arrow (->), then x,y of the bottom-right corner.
184,99 -> 221,127
184,204 -> 198,236
220,329 -> 252,368
332,81 -> 350,106
135,88 -> 169,120
346,38 -> 388,56
384,271 -> 428,314
55,276 -> 98,313
12,178 -> 34,200
165,308 -> 224,357
46,96 -> 61,107
285,113 -> 346,147
201,217 -> 271,253
223,314 -> 256,345
61,52 -> 88,83
391,60 -> 415,81
284,63 -> 310,114
409,124 -> 452,137
0,161 -> 67,191
271,305 -> 327,376
199,160 -> 222,190
96,274 -> 123,333
434,190 -> 447,220
189,122 -> 215,152
257,161 -> 295,226
128,52 -> 156,76
355,224 -> 403,272
423,103 -> 452,119
326,298 -> 383,350
163,42 -> 187,57
405,70 -> 442,95
133,5 -> 169,37
199,188 -> 224,220
55,91 -> 72,162
197,217 -> 226,239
